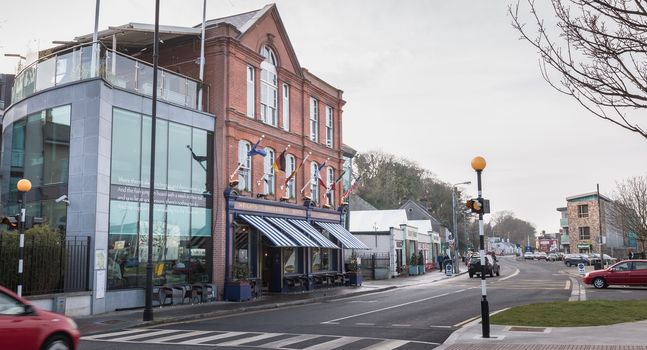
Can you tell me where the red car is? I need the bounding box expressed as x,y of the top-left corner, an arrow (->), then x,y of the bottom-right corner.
583,259 -> 647,289
0,285 -> 80,350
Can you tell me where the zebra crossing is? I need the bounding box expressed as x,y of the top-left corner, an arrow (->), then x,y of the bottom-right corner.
82,328 -> 440,349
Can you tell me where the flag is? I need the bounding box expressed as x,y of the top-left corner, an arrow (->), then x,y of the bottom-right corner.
329,170 -> 346,191
247,139 -> 267,157
272,149 -> 286,173
285,153 -> 310,185
341,176 -> 361,200
316,161 -> 327,189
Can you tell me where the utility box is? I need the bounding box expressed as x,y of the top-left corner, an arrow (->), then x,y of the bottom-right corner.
54,296 -> 66,314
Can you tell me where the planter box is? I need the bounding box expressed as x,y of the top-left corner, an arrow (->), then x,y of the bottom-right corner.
418,265 -> 425,274
224,282 -> 252,302
409,266 -> 418,276
348,272 -> 362,286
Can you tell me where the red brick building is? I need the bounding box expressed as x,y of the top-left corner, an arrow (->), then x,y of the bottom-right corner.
157,4 -> 361,296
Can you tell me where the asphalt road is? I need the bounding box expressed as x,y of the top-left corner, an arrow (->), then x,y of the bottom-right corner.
79,256 -> 646,350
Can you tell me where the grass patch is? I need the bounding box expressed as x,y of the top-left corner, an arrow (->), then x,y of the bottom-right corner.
490,300 -> 647,327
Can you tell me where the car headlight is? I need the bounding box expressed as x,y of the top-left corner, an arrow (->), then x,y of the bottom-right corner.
66,317 -> 78,330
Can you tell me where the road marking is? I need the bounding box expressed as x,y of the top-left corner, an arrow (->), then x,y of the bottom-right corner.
321,292 -> 451,324
217,333 -> 283,346
355,323 -> 375,326
391,324 -> 411,327
361,339 -> 410,350
565,280 -> 571,290
146,330 -> 212,343
82,328 -> 151,340
454,315 -> 480,327
302,336 -> 361,350
261,334 -> 321,348
499,268 -> 520,281
177,331 -> 247,345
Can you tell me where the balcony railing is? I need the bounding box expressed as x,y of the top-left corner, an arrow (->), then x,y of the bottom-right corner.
560,218 -> 568,227
11,43 -> 207,112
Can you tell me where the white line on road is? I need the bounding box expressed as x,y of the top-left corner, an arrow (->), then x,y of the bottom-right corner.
499,267 -> 520,281
564,280 -> 571,290
355,323 -> 375,326
321,292 -> 453,324
391,324 -> 411,327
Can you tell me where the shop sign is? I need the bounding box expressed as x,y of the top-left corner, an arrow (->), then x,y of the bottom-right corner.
577,243 -> 591,249
310,210 -> 341,221
234,201 -> 306,217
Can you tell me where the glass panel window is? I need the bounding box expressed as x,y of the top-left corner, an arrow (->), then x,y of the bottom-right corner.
260,61 -> 277,126
579,226 -> 590,240
238,140 -> 251,191
108,200 -> 142,289
43,106 -> 71,185
167,123 -> 192,192
325,106 -> 333,148
283,247 -> 298,274
141,117 -> 169,190
190,129 -> 208,194
309,98 -> 319,142
286,154 -> 296,198
263,148 -> 275,194
282,84 -> 289,131
311,247 -> 321,272
111,109 -> 142,186
578,204 -> 589,218
246,66 -> 255,118
55,50 -> 81,85
36,57 -> 56,92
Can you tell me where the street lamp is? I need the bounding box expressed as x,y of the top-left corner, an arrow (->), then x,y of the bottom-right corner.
451,181 -> 471,274
16,178 -> 32,297
471,156 -> 490,338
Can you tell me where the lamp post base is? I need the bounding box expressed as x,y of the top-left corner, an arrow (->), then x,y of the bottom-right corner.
481,298 -> 490,338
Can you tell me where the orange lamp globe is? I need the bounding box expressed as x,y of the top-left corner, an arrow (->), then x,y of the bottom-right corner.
16,179 -> 32,192
471,156 -> 486,171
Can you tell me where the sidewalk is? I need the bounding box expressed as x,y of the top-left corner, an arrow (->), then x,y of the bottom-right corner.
75,267 -> 456,335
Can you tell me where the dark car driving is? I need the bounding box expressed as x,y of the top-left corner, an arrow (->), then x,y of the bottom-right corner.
468,254 -> 500,278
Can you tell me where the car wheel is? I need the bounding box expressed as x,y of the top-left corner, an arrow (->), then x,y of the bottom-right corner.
469,272 -> 473,278
566,262 -> 571,267
43,334 -> 72,350
496,269 -> 500,277
489,270 -> 494,277
592,277 -> 607,289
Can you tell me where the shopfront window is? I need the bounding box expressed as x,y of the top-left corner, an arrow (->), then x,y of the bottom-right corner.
311,248 -> 331,272
283,247 -> 298,274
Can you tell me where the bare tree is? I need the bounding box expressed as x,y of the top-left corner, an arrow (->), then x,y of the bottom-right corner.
510,0 -> 647,139
610,175 -> 647,253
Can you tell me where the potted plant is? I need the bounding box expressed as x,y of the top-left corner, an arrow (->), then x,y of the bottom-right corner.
347,255 -> 362,286
409,253 -> 418,276
224,262 -> 252,301
418,251 -> 425,275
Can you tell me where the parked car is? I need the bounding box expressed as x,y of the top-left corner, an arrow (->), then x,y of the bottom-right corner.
589,253 -> 618,265
0,285 -> 80,350
547,253 -> 558,261
564,254 -> 589,267
535,252 -> 548,261
523,252 -> 536,260
582,259 -> 647,289
468,255 -> 500,278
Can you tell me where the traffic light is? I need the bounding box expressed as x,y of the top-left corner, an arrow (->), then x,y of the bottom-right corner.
1,215 -> 19,230
466,198 -> 491,214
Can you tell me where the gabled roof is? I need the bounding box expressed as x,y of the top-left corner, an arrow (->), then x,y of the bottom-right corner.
350,209 -> 408,233
566,192 -> 611,202
399,199 -> 441,225
200,4 -> 273,37
349,194 -> 377,211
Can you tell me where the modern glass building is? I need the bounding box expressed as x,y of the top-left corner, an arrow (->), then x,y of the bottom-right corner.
0,38 -> 215,314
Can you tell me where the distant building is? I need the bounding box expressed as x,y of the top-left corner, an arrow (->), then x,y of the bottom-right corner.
564,192 -> 624,255
556,207 -> 570,253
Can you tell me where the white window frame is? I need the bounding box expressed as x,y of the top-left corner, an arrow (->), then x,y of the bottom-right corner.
282,84 -> 290,131
325,106 -> 333,148
246,66 -> 255,118
260,47 -> 278,127
286,154 -> 296,198
327,167 -> 334,206
238,140 -> 252,191
310,162 -> 319,201
264,148 -> 275,195
310,98 -> 319,142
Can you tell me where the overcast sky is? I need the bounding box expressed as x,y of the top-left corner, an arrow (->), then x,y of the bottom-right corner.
2,1 -> 646,235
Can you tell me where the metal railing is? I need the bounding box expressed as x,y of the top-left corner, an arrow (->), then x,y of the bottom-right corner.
0,234 -> 90,296
10,43 -> 208,112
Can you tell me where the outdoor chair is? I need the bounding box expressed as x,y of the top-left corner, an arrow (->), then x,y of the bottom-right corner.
152,286 -> 173,307
191,283 -> 206,303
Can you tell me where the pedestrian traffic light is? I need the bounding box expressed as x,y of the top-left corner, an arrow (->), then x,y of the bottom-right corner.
466,198 -> 491,214
1,215 -> 19,230
466,198 -> 482,213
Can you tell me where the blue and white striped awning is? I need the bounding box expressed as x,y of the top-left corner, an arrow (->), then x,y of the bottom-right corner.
239,214 -> 296,247
315,221 -> 369,250
265,217 -> 319,248
287,219 -> 339,249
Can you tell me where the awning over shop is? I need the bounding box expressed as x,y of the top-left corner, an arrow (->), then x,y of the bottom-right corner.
265,217 -> 319,248
315,221 -> 370,250
238,214 -> 295,247
287,219 -> 339,249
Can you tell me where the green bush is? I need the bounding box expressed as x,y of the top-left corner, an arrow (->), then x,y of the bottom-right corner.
409,253 -> 418,266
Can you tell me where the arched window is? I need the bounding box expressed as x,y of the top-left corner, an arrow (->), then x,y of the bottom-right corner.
286,154 -> 296,198
260,46 -> 278,127
310,162 -> 319,201
264,148 -> 275,195
238,140 -> 251,191
327,167 -> 335,206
